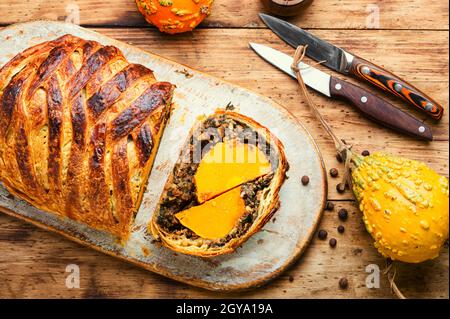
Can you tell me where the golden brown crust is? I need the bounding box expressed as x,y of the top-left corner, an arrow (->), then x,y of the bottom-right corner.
150,110 -> 288,257
0,34 -> 175,239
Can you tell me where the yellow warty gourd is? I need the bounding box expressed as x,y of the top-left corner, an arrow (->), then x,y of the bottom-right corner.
351,152 -> 449,263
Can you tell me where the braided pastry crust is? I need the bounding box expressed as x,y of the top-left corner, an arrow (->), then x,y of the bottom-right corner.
0,34 -> 175,239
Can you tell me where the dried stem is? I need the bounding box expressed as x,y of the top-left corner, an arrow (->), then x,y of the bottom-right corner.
385,259 -> 406,299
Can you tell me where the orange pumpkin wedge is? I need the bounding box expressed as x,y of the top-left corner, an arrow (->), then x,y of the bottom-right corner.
175,186 -> 246,240
194,141 -> 272,203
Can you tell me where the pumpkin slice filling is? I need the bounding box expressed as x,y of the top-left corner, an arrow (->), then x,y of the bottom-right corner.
194,141 -> 272,203
155,113 -> 279,247
177,139 -> 273,240
175,186 -> 246,240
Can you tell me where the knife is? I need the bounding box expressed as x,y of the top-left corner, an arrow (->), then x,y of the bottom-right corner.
249,43 -> 433,141
259,13 -> 444,121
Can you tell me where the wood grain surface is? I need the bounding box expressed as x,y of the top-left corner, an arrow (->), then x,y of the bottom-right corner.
0,0 -> 448,298
0,0 -> 447,29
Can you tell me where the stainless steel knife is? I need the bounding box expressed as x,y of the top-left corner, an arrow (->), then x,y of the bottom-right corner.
259,13 -> 444,120
249,42 -> 433,140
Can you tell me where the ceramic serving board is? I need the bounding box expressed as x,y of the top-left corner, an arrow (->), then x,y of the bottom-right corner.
0,21 -> 327,291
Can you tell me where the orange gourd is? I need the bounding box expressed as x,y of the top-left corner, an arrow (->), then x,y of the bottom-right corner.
135,0 -> 214,34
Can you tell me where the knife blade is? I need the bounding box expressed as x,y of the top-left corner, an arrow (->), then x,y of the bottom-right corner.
249,43 -> 433,141
259,13 -> 444,120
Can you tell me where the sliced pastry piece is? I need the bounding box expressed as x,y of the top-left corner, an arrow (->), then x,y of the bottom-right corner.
150,110 -> 288,257
0,34 -> 175,239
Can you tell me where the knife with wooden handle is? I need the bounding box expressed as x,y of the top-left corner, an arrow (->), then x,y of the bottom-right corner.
349,56 -> 443,120
259,13 -> 444,120
249,43 -> 433,141
329,77 -> 432,140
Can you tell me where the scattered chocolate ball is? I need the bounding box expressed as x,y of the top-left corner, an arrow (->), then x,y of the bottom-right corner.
318,229 -> 328,240
325,201 -> 335,211
336,153 -> 343,163
288,276 -> 294,282
339,277 -> 349,289
301,175 -> 310,185
329,168 -> 339,178
336,183 -> 346,193
329,238 -> 337,248
338,208 -> 348,221
337,225 -> 345,233
361,150 -> 370,157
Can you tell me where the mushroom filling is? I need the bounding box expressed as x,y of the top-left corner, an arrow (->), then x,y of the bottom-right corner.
155,114 -> 279,247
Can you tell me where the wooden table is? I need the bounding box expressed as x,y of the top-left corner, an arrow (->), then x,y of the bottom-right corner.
0,0 -> 448,299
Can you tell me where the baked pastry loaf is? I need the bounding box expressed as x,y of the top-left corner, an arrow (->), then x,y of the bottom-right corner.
0,34 -> 174,239
151,111 -> 288,257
